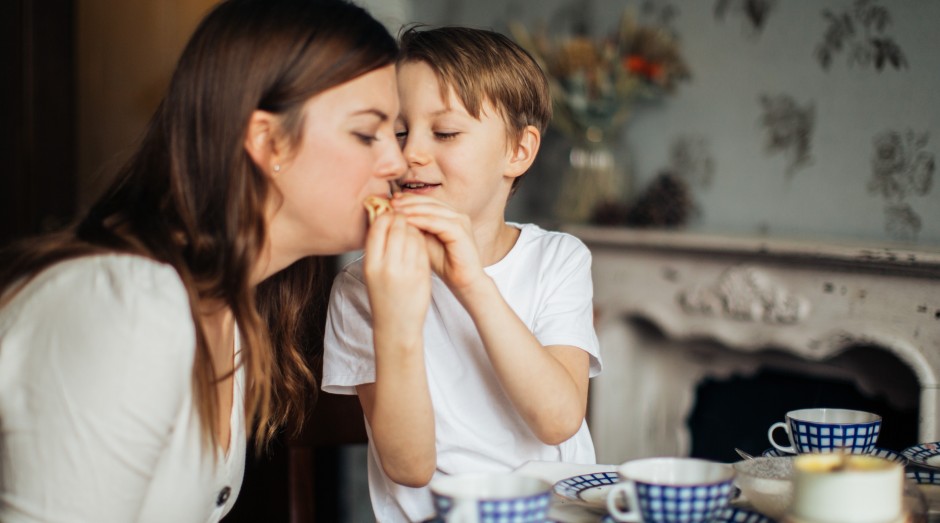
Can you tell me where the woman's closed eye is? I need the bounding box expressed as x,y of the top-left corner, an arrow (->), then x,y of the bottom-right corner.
354,132 -> 378,145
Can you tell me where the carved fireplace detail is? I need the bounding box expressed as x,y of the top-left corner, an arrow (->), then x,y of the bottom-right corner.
568,226 -> 940,464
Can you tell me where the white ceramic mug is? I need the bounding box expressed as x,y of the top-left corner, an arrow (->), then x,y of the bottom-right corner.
429,473 -> 552,523
768,408 -> 882,455
605,457 -> 735,523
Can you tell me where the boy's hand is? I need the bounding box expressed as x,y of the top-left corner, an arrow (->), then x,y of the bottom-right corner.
362,211 -> 431,346
390,194 -> 486,295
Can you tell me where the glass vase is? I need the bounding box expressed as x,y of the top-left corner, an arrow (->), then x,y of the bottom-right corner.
553,129 -> 631,224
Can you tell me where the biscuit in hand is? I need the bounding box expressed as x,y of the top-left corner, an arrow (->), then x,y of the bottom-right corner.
363,195 -> 392,225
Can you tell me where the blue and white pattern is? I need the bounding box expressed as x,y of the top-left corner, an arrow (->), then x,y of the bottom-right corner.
869,448 -> 910,465
901,442 -> 940,471
906,466 -> 940,485
602,506 -> 771,523
553,471 -> 619,503
432,490 -> 551,523
632,480 -> 735,523
712,506 -> 774,523
761,446 -> 908,465
788,418 -> 880,453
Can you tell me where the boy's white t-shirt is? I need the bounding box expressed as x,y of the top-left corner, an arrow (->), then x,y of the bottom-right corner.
322,223 -> 602,523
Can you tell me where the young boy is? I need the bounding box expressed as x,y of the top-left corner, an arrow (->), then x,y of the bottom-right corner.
322,26 -> 602,522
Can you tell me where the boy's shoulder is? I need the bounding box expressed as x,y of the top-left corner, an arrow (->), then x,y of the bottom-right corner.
513,222 -> 590,253
509,223 -> 592,264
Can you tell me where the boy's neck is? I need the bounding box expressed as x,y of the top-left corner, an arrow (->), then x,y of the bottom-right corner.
473,218 -> 521,267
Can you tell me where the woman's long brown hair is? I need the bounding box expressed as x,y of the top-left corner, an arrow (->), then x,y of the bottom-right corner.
0,0 -> 397,450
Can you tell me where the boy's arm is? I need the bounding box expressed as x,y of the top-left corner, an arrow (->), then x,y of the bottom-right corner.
395,196 -> 591,445
457,277 -> 591,445
358,212 -> 437,487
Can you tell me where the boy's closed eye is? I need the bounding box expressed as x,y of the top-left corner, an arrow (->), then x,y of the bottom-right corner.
392,128 -> 461,147
395,129 -> 408,148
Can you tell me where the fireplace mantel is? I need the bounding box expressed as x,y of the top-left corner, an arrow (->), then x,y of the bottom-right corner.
566,226 -> 940,463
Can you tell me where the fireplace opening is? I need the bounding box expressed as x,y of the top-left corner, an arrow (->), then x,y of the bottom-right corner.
686,346 -> 920,463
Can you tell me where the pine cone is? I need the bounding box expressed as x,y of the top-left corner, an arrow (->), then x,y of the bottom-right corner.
624,172 -> 694,228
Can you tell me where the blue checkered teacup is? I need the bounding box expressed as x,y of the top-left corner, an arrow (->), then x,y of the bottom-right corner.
430,473 -> 552,523
605,457 -> 735,523
768,408 -> 881,455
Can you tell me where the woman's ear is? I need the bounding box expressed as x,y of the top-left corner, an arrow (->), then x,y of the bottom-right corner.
506,125 -> 541,179
243,110 -> 285,176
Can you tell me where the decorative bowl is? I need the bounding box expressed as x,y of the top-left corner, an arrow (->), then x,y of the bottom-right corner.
732,456 -> 795,519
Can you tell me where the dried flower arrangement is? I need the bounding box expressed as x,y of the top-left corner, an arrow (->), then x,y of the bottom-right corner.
508,8 -> 691,223
510,11 -> 691,144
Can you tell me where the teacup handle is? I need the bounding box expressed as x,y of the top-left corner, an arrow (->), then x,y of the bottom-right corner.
606,481 -> 641,522
444,500 -> 479,523
768,421 -> 796,454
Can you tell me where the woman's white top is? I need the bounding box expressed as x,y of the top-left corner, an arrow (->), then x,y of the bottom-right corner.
0,254 -> 246,523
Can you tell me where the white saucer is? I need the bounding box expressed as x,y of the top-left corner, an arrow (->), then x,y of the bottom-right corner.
556,472 -> 774,523
901,442 -> 940,472
552,471 -> 619,510
601,506 -> 772,523
761,447 -> 908,465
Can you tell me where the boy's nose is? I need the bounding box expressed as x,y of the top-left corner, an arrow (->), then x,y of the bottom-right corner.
403,140 -> 431,167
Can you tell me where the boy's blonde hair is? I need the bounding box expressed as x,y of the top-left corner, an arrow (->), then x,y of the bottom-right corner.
398,25 -> 552,192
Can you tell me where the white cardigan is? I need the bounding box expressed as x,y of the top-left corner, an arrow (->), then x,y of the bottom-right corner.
0,255 -> 245,523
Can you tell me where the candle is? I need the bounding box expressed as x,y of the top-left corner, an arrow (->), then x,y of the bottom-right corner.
786,453 -> 904,523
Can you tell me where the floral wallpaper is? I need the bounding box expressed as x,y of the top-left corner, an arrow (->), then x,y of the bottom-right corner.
868,130 -> 935,241
714,0 -> 778,37
407,0 -> 939,245
758,94 -> 815,178
816,0 -> 908,72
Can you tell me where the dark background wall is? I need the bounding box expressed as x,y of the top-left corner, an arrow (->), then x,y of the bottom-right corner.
2,0 -> 75,246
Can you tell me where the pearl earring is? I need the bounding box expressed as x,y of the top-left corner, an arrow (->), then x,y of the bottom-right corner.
273,164 -> 281,173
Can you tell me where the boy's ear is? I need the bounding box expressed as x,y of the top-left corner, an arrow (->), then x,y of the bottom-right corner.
505,125 -> 541,179
244,110 -> 287,177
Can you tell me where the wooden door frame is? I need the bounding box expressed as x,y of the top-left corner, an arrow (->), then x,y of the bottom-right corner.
1,0 -> 76,246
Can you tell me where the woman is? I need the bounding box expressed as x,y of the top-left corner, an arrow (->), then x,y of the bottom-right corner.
0,0 -> 406,521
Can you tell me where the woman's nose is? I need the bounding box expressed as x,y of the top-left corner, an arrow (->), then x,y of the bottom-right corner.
377,141 -> 407,180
